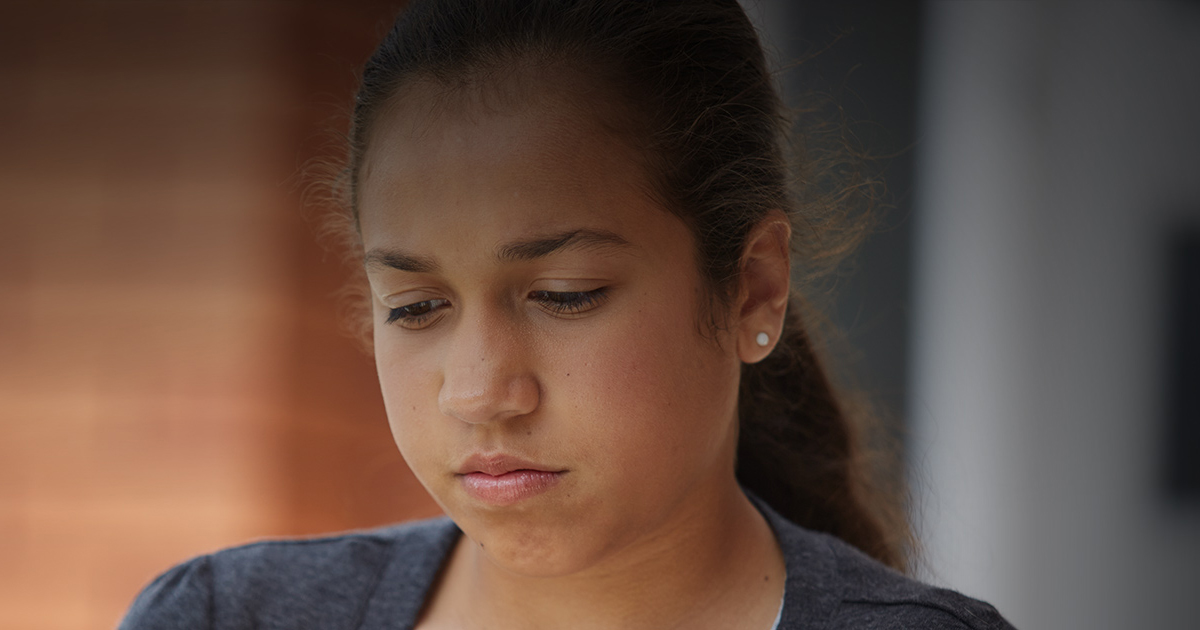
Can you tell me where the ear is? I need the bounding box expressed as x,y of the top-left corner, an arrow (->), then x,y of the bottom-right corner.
735,212 -> 791,363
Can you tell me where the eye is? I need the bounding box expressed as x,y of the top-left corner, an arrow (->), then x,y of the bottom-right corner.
386,298 -> 450,329
529,288 -> 609,317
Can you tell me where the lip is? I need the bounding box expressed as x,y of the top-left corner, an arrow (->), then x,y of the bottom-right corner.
455,453 -> 566,506
456,453 -> 560,476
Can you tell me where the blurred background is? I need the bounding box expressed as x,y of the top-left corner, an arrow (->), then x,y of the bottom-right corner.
0,1 -> 1197,628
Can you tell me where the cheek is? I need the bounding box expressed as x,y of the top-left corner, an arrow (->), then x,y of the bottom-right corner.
375,339 -> 445,477
549,286 -> 738,481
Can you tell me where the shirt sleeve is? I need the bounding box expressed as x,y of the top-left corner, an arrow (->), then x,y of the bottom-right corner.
117,556 -> 213,630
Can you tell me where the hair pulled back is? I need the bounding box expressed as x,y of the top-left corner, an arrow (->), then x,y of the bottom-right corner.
345,0 -> 908,570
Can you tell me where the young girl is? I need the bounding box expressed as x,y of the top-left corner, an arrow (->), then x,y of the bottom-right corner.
121,1 -> 1013,628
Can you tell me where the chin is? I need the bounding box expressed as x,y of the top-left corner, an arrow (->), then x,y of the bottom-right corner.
448,494 -> 625,578
466,516 -> 591,577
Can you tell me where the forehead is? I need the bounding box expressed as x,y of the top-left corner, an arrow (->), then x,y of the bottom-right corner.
356,73 -> 669,254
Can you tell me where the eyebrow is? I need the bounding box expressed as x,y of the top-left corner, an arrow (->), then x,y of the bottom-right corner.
363,228 -> 632,273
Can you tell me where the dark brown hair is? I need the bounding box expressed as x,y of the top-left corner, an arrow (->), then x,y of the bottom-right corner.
341,0 -> 910,570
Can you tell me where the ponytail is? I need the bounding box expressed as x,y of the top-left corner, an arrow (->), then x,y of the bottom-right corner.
738,299 -> 908,570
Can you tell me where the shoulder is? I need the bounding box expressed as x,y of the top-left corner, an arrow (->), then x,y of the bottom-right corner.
118,517 -> 459,630
818,533 -> 1013,629
754,499 -> 1014,630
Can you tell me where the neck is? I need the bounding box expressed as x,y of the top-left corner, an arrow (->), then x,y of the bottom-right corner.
426,479 -> 785,630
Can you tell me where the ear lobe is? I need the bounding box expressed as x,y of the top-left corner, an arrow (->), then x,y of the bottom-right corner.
736,213 -> 791,364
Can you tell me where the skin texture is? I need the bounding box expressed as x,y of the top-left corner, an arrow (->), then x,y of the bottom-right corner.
358,73 -> 792,630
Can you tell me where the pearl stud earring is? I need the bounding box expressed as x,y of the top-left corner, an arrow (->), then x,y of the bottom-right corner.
756,332 -> 770,347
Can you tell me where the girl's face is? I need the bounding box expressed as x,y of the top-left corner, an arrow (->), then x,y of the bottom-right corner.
358,80 -> 744,577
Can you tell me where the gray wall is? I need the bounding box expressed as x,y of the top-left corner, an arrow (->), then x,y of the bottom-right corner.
910,1 -> 1200,628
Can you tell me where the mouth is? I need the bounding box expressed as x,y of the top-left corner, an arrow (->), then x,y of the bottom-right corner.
455,454 -> 566,506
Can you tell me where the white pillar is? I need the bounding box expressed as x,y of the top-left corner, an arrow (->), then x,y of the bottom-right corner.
908,0 -> 1046,622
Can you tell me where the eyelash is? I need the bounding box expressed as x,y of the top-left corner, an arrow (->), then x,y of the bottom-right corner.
385,298 -> 450,327
385,288 -> 608,329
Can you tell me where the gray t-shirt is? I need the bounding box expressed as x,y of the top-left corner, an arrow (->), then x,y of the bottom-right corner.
119,498 -> 1014,629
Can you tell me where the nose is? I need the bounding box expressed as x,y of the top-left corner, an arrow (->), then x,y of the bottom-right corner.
437,307 -> 539,425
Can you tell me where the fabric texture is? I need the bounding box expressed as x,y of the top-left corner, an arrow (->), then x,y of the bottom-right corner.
119,497 -> 1015,629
